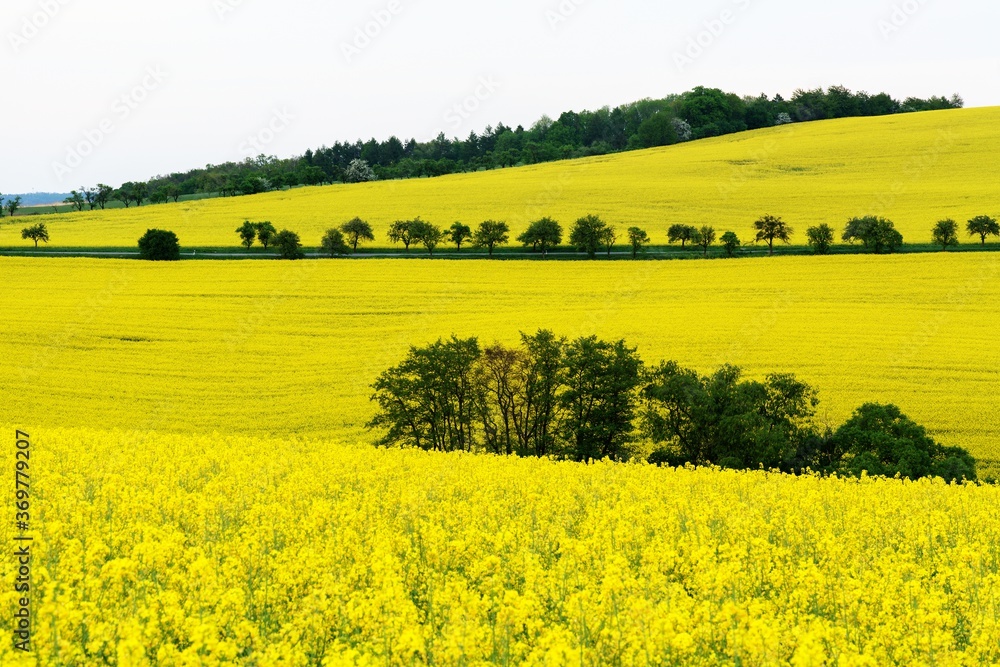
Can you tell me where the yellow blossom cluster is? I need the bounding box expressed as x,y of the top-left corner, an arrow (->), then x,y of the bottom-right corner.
1,427 -> 998,665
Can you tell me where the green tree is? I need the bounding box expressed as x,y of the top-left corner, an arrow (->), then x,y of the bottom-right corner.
321,228 -> 350,257
806,224 -> 835,254
569,214 -> 609,259
559,336 -> 643,462
842,216 -> 903,254
931,219 -> 959,250
5,195 -> 22,218
137,229 -> 181,261
368,336 -> 483,452
95,184 -> 114,210
517,330 -> 565,457
667,224 -> 697,249
81,186 -> 97,210
643,362 -> 818,471
449,222 -> 473,251
636,112 -> 679,148
340,217 -> 375,252
600,225 -> 618,257
410,219 -> 446,256
627,227 -> 650,258
832,404 -> 976,482
473,220 -> 510,257
274,229 -> 304,259
21,223 -> 49,248
388,220 -> 415,251
517,217 -> 563,257
64,191 -> 85,212
254,221 -> 278,250
236,221 -> 257,249
966,215 -> 999,245
754,215 -> 793,255
693,225 -> 716,257
720,231 -> 741,257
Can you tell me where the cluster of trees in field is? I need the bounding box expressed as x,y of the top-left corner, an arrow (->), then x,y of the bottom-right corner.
226,213 -> 1000,260
38,86 -> 961,211
368,332 -> 978,483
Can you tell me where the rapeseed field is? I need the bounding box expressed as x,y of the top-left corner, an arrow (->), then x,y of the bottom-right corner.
2,253 -> 998,465
3,107 -> 998,249
1,427 -> 998,666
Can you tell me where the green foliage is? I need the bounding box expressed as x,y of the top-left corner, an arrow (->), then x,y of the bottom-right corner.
388,220 -> 415,250
667,224 -> 697,249
274,229 -> 304,259
449,222 -> 473,251
517,218 -> 563,257
754,215 -> 793,255
236,221 -> 257,250
966,215 -> 999,245
137,229 -> 180,261
806,224 -> 835,254
472,220 -> 510,257
5,195 -> 22,218
559,336 -> 644,462
643,363 -> 818,471
254,221 -> 278,250
409,219 -> 446,256
368,336 -> 482,452
842,216 -> 903,254
64,191 -> 85,212
570,215 -> 610,259
720,231 -> 741,257
627,227 -> 650,258
368,332 -> 978,481
832,404 -> 976,482
65,86 -> 963,206
340,217 -> 375,252
932,219 -> 960,250
21,223 -> 50,248
693,226 -> 716,257
636,112 -> 679,148
321,228 -> 350,257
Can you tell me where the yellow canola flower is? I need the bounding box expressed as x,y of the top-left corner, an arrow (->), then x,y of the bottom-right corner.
0,426 -> 997,665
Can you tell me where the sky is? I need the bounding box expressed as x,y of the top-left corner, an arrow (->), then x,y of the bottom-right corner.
2,0 -> 998,193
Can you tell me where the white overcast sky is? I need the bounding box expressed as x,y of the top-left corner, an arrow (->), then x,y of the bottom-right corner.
3,0 -> 998,193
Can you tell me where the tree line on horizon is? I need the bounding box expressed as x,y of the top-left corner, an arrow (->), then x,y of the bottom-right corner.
30,85 -> 963,211
227,213 -> 1000,259
366,331 -> 979,483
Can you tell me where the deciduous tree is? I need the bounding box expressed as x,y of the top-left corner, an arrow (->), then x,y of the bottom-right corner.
340,217 -> 375,252
754,215 -> 793,255
517,217 -> 562,257
473,220 -> 510,257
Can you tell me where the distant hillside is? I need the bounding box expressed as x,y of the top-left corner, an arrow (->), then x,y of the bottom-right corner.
4,107 -> 997,248
7,193 -> 72,207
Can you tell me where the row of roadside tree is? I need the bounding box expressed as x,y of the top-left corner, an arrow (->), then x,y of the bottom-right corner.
233,214 -> 1000,259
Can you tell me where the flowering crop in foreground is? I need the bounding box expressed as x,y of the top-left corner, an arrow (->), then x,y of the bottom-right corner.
1,426 -> 998,665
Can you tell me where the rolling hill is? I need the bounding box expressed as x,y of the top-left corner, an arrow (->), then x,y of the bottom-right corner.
2,107 -> 998,249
